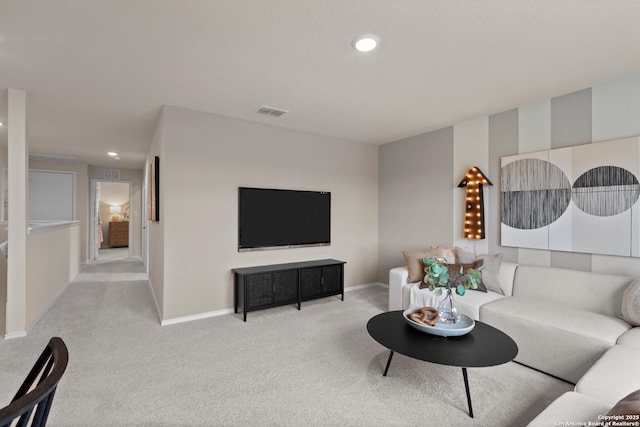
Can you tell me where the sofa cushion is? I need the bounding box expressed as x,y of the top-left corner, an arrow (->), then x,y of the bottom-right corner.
607,388 -> 640,417
476,253 -> 504,294
622,279 -> 640,326
402,248 -> 442,283
526,392 -> 611,427
618,327 -> 640,349
481,296 -> 631,383
452,288 -> 504,321
410,282 -> 504,321
497,261 -> 518,297
512,265 -> 631,317
576,345 -> 640,406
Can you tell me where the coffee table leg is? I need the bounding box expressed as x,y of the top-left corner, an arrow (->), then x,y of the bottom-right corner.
383,351 -> 394,376
462,368 -> 473,418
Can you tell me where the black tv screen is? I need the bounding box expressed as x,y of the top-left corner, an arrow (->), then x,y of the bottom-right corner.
238,187 -> 331,251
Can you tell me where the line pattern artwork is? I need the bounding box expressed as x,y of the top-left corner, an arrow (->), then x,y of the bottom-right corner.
501,158 -> 571,230
500,136 -> 640,257
572,166 -> 640,217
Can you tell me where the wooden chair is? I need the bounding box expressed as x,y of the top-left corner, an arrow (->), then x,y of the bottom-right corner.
0,337 -> 69,427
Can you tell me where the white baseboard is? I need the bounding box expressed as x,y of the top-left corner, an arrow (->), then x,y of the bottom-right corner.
4,330 -> 27,340
147,280 -> 163,323
161,308 -> 235,326
19,277 -> 74,338
156,282 -> 388,328
345,282 -> 388,291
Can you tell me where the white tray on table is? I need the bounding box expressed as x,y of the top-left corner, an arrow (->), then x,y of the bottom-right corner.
403,308 -> 475,337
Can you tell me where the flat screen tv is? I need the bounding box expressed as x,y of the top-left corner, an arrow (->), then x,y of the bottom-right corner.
238,187 -> 331,251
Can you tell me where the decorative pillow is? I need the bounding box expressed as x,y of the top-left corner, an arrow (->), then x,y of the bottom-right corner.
476,253 -> 504,295
402,247 -> 443,283
450,260 -> 486,292
606,388 -> 640,416
420,260 -> 487,292
441,247 -> 457,264
455,247 -> 476,264
622,279 -> 640,327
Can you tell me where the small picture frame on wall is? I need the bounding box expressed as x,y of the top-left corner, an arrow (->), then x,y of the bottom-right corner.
148,156 -> 160,221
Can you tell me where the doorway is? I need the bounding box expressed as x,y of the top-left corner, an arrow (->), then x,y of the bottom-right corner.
90,180 -> 132,262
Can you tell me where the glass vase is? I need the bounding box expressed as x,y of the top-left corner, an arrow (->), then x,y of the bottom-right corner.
437,288 -> 460,325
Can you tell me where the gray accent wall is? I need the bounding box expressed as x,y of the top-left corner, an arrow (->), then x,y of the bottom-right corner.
550,88 -> 593,271
377,127 -> 454,281
378,76 -> 640,282
488,109 -> 519,263
551,88 -> 592,149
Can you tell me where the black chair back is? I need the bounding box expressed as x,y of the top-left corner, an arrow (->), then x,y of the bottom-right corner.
0,337 -> 69,427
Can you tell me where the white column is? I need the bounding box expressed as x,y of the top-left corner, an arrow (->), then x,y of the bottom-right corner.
6,89 -> 28,338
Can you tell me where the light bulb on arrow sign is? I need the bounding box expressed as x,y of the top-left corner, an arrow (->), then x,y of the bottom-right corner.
458,166 -> 492,239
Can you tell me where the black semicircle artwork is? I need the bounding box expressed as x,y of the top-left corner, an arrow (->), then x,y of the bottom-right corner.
571,165 -> 640,217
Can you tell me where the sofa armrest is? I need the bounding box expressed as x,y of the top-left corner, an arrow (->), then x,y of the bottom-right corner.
389,266 -> 409,311
498,261 -> 518,296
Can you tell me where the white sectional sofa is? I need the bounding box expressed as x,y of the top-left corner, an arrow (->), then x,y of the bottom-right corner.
389,259 -> 640,424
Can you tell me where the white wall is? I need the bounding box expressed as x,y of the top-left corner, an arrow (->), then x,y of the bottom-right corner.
26,224 -> 80,330
147,110 -> 165,319
152,106 -> 379,321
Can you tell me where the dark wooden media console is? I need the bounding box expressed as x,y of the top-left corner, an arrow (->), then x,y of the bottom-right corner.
233,259 -> 346,321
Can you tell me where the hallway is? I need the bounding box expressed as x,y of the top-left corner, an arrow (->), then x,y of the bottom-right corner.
92,247 -> 130,263
76,250 -> 147,283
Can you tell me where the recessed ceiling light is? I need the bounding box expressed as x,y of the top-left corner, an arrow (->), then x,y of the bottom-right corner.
0,122 -> 3,127
107,152 -> 118,157
353,34 -> 380,52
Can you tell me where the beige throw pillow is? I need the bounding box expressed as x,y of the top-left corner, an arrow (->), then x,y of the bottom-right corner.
622,279 -> 640,327
402,247 -> 443,283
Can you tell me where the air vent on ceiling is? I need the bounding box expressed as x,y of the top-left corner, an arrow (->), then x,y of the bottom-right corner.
29,154 -> 79,163
104,169 -> 120,180
254,105 -> 289,117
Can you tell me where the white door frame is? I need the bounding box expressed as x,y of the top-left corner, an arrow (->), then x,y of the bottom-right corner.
142,170 -> 148,269
90,179 -> 133,261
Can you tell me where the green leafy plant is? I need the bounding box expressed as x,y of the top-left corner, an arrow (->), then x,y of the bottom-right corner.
422,257 -> 482,297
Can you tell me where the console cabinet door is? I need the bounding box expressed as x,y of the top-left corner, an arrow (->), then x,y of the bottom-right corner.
273,269 -> 298,304
234,259 -> 345,321
323,265 -> 343,293
300,267 -> 323,299
246,273 -> 274,309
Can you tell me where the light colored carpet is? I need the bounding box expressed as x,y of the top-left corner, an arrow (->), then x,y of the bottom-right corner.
0,258 -> 572,426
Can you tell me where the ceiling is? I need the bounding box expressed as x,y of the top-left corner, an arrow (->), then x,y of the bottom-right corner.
1,1 -> 640,170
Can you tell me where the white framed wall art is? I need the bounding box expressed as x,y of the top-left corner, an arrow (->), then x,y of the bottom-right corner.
501,136 -> 640,257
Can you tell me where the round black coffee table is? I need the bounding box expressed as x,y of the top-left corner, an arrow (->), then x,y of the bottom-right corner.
367,310 -> 518,418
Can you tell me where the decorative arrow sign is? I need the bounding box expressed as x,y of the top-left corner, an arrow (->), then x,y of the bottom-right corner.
458,166 -> 493,240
